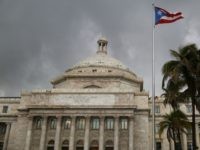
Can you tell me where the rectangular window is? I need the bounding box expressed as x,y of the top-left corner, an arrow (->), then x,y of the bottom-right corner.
49,118 -> 56,129
155,124 -> 160,134
186,105 -> 192,113
0,123 -> 6,134
105,118 -> 114,130
34,118 -> 42,129
2,106 -> 8,113
76,118 -> 85,129
187,128 -> 192,140
91,118 -> 100,129
120,118 -> 128,130
64,118 -> 71,129
155,105 -> 160,113
187,142 -> 192,150
156,142 -> 161,150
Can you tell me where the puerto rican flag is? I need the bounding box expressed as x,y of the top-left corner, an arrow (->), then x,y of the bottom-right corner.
155,6 -> 183,25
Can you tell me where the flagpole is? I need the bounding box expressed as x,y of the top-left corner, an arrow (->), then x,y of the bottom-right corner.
152,2 -> 155,150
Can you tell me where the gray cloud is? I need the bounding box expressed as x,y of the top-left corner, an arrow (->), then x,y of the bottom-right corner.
0,0 -> 200,96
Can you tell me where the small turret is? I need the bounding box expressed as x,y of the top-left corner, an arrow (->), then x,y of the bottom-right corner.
97,37 -> 108,54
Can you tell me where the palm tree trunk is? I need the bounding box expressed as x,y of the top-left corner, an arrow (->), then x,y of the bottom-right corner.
192,97 -> 196,150
169,139 -> 172,150
172,128 -> 176,150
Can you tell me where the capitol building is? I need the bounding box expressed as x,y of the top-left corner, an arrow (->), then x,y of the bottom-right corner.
0,38 -> 199,150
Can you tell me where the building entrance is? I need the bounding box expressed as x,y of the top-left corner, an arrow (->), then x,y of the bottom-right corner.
76,140 -> 84,150
105,140 -> 114,150
76,147 -> 84,150
105,147 -> 113,150
0,142 -> 3,150
90,147 -> 98,150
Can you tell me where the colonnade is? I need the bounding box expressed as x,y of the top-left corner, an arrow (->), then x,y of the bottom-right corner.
24,115 -> 134,150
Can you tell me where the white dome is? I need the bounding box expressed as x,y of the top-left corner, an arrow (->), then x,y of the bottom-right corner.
72,53 -> 129,70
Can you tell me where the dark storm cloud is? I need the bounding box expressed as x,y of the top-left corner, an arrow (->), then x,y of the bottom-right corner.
0,0 -> 200,96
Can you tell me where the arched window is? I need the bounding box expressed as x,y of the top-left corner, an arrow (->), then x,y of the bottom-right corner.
76,117 -> 85,130
76,140 -> 84,150
0,123 -> 6,135
47,140 -> 54,150
34,117 -> 42,129
49,117 -> 56,129
62,140 -> 69,150
105,140 -> 114,150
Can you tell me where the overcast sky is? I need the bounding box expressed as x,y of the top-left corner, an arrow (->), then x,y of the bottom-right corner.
0,0 -> 200,97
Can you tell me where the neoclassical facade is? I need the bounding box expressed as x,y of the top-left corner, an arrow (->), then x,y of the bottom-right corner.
0,38 -> 199,150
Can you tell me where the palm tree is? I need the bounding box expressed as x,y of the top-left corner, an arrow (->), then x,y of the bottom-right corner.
162,78 -> 185,110
162,44 -> 200,149
159,110 -> 190,150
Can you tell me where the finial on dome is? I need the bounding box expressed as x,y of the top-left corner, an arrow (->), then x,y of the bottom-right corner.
97,37 -> 108,54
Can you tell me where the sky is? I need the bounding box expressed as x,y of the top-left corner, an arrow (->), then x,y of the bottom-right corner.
0,0 -> 200,97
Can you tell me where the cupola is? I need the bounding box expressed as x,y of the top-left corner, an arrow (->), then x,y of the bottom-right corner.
97,37 -> 108,54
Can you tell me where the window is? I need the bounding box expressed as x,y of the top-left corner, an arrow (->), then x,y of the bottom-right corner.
155,105 -> 160,113
76,118 -> 85,129
47,140 -> 54,150
91,118 -> 99,129
63,118 -> 71,129
35,118 -> 42,129
0,123 -> 6,135
62,140 -> 69,150
187,142 -> 192,150
105,118 -> 114,130
186,105 -> 192,113
92,69 -> 97,72
155,124 -> 160,134
49,118 -> 56,129
2,106 -> 8,113
187,128 -> 192,140
120,118 -> 128,130
156,142 -> 161,150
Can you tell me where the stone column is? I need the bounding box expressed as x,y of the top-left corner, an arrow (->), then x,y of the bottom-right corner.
99,116 -> 105,150
3,123 -> 11,150
129,117 -> 134,150
55,116 -> 62,150
24,116 -> 33,150
114,116 -> 119,150
39,116 -> 48,150
182,133 -> 187,150
69,116 -> 76,150
84,116 -> 90,150
196,123 -> 200,149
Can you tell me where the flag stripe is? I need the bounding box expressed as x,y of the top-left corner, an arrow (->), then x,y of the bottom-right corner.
156,16 -> 184,25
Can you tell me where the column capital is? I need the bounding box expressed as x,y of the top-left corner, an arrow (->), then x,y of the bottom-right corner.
5,122 -> 12,126
114,115 -> 119,119
70,116 -> 76,119
41,115 -> 48,119
85,116 -> 90,120
27,116 -> 34,120
55,115 -> 62,119
99,116 -> 105,120
129,116 -> 134,120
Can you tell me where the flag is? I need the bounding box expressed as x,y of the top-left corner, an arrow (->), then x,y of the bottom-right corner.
155,6 -> 183,25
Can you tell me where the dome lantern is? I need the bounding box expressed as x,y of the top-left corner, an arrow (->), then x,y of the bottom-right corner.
97,37 -> 108,54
